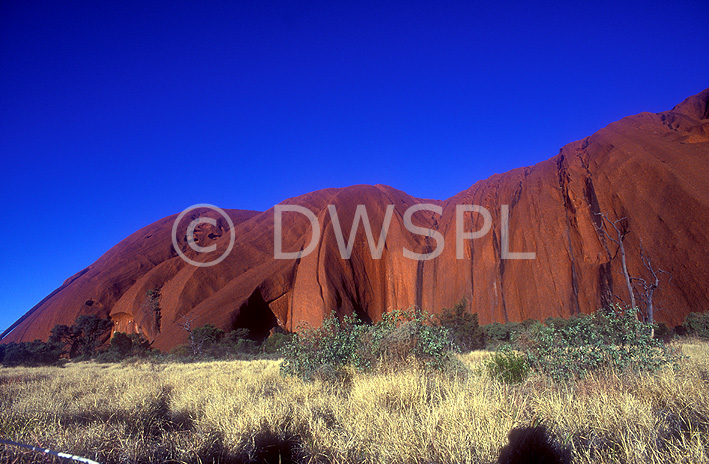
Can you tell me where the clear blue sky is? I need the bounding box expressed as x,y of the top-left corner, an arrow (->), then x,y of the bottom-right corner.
1,0 -> 707,333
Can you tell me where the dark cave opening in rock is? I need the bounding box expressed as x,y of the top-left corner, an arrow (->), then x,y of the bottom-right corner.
231,289 -> 278,343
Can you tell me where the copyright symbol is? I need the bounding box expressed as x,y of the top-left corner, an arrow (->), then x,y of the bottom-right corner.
171,203 -> 236,267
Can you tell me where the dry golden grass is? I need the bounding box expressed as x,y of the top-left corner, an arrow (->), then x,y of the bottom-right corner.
0,343 -> 708,463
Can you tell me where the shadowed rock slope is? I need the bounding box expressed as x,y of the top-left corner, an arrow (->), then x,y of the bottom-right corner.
3,88 -> 709,350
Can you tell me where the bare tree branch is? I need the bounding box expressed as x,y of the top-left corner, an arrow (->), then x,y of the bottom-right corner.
631,242 -> 672,336
176,313 -> 203,356
594,212 -> 636,309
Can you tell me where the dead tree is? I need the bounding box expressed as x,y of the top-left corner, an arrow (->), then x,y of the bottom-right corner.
630,243 -> 671,336
594,213 -> 636,309
177,313 -> 203,356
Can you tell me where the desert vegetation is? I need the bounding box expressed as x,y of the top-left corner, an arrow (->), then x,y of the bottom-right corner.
0,343 -> 707,463
0,306 -> 708,463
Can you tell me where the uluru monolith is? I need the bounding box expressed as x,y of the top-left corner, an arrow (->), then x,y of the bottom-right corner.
3,88 -> 709,351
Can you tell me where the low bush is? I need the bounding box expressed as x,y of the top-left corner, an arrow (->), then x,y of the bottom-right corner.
165,327 -> 292,361
280,309 -> 456,380
208,330 -> 258,358
682,312 -> 709,339
261,332 -> 292,354
367,309 -> 456,372
485,345 -> 530,384
48,314 -> 113,359
173,326 -> 264,360
482,321 -> 522,344
95,332 -> 155,363
189,323 -> 225,355
1,340 -> 63,367
654,322 -> 674,343
522,305 -> 681,381
169,344 -> 193,358
437,297 -> 486,351
543,316 -> 579,332
279,314 -> 365,380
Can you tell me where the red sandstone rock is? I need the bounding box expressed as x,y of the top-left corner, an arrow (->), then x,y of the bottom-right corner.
3,88 -> 709,350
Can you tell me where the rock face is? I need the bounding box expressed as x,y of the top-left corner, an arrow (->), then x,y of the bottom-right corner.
3,88 -> 709,351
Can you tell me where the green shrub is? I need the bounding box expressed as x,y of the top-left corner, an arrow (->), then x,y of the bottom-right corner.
357,309 -> 454,372
654,322 -> 674,343
168,326 -> 281,361
483,322 -> 508,342
1,340 -> 63,367
262,332 -> 292,354
177,325 -> 266,359
129,333 -> 151,353
482,321 -> 522,344
73,315 -> 114,357
674,324 -> 688,337
543,316 -> 575,331
96,332 -> 155,363
209,333 -> 257,358
169,344 -> 193,358
221,329 -> 258,354
48,314 -> 113,359
485,345 -> 530,384
683,312 -> 709,339
437,298 -> 486,351
280,309 -> 455,380
280,314 -> 365,380
110,332 -> 133,356
234,338 -> 258,354
228,328 -> 252,341
522,305 -> 681,381
191,323 -> 225,347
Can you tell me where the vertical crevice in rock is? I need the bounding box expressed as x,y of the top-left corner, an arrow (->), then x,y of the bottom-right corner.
569,254 -> 580,315
415,226 -> 433,311
287,258 -> 301,330
558,154 -> 581,315
468,237 -> 474,311
586,176 -> 621,310
492,228 -> 508,322
584,176 -> 602,228
509,181 -> 523,212
344,251 -> 367,320
584,175 -> 613,309
430,217 -> 440,310
598,261 -> 614,308
314,230 -> 326,305
415,260 -> 424,311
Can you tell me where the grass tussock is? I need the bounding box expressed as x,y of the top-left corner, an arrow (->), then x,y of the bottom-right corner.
0,343 -> 707,463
